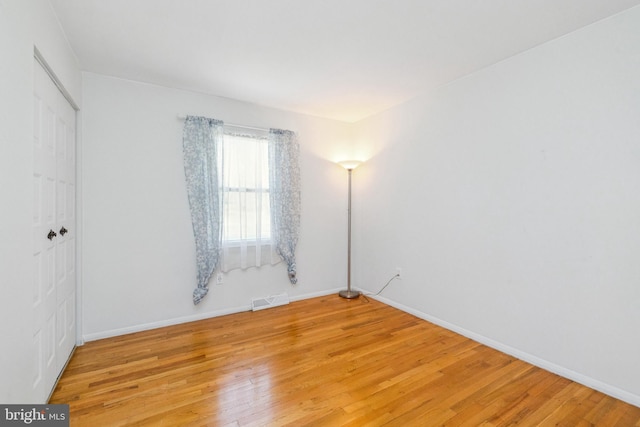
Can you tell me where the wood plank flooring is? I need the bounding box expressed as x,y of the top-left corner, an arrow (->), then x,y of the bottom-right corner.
50,295 -> 640,426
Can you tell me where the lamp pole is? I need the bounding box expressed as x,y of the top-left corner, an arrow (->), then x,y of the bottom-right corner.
338,161 -> 362,299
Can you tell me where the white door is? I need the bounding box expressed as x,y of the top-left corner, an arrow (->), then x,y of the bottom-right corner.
32,57 -> 77,402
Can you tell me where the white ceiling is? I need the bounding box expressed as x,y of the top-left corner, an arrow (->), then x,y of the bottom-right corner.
50,0 -> 640,123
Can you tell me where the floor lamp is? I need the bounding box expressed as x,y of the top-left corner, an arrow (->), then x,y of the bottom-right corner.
337,160 -> 362,299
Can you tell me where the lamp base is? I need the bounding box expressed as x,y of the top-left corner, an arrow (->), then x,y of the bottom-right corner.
338,289 -> 361,299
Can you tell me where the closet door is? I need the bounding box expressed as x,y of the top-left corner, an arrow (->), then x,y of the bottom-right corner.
32,57 -> 77,402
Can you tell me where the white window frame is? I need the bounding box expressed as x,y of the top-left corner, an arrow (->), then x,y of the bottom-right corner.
219,128 -> 272,247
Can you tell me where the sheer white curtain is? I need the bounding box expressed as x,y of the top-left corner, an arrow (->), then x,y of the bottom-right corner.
219,131 -> 280,271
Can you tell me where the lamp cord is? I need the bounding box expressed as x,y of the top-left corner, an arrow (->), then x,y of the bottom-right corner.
361,274 -> 400,302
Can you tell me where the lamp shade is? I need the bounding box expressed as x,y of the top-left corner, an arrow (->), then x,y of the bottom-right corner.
337,160 -> 362,170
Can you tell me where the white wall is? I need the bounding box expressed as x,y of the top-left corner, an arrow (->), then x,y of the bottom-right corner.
352,6 -> 640,405
0,0 -> 81,403
81,73 -> 353,339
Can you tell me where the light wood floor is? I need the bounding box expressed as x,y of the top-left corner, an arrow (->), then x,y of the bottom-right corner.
51,295 -> 640,426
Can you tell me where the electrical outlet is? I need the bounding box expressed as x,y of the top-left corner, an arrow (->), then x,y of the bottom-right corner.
216,272 -> 224,285
396,267 -> 402,278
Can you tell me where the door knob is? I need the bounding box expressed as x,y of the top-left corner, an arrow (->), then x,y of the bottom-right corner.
47,230 -> 57,240
60,227 -> 68,236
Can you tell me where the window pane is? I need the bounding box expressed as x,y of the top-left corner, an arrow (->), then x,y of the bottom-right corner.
222,134 -> 269,190
223,190 -> 271,241
260,192 -> 271,239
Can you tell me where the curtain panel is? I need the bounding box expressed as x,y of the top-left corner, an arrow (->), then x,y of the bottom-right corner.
268,129 -> 301,284
182,116 -> 224,304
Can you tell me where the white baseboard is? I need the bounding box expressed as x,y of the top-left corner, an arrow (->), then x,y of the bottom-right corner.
82,304 -> 251,342
82,287 -> 342,343
369,293 -> 640,409
290,288 -> 343,302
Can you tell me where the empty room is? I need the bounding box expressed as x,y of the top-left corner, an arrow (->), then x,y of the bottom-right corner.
2,0 -> 640,425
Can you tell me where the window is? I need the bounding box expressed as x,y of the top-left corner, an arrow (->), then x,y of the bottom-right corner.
219,131 -> 271,244
182,115 -> 300,303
